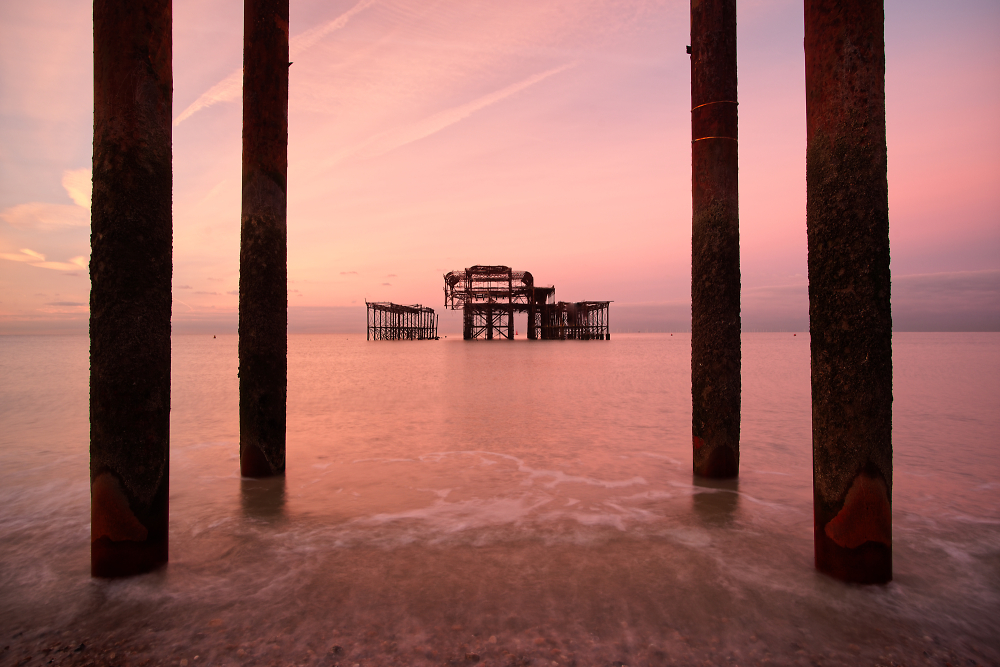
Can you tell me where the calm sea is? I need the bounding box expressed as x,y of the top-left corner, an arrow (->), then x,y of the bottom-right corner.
1,333 -> 998,666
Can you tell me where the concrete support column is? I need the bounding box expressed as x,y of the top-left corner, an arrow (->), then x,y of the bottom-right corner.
91,0 -> 172,577
690,0 -> 740,478
806,0 -> 892,584
240,0 -> 289,477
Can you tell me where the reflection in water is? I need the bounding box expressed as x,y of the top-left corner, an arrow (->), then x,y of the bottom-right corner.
692,475 -> 739,525
240,475 -> 286,520
1,334 -> 998,666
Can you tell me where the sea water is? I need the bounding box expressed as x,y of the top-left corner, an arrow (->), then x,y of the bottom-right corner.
0,333 -> 998,666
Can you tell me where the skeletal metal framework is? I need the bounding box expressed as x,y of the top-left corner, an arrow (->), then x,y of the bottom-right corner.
444,265 -> 610,340
366,302 -> 439,340
541,301 -> 611,340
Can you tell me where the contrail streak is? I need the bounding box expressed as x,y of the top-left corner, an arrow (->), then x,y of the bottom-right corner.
350,62 -> 578,161
290,0 -> 375,53
173,0 -> 376,127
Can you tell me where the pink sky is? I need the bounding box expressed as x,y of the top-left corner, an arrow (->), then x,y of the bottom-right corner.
1,0 -> 998,333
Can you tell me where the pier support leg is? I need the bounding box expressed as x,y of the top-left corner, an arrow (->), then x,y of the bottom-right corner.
91,0 -> 172,577
806,0 -> 892,584
528,299 -> 537,340
240,0 -> 289,478
690,0 -> 740,478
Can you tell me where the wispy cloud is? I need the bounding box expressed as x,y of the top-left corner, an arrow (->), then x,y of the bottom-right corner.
0,169 -> 91,233
0,203 -> 88,230
345,62 -> 577,161
893,270 -> 1000,331
173,0 -> 376,126
894,270 -> 1000,295
62,168 -> 91,210
0,248 -> 88,271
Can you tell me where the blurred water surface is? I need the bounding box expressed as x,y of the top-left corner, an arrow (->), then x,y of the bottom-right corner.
0,333 -> 998,666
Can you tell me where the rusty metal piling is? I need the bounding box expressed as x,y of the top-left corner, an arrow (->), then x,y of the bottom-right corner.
91,0 -> 172,577
239,0 -> 289,477
690,0 -> 741,478
806,0 -> 892,584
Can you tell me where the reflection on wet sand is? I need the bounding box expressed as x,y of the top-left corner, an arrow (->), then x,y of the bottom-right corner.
1,334 -> 997,666
240,475 -> 286,520
692,476 -> 739,526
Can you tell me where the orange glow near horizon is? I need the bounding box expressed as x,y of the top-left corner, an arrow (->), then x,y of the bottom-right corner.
1,0 -> 998,332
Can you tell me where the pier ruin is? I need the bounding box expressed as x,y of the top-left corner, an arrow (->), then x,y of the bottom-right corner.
443,265 -> 610,340
805,0 -> 892,584
239,0 -> 289,479
91,0 -> 172,577
89,0 -> 893,587
690,0 -> 741,479
366,302 -> 439,340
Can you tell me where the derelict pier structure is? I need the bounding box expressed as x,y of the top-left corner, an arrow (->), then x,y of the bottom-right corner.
366,302 -> 439,340
443,265 -> 610,341
91,0 -> 894,585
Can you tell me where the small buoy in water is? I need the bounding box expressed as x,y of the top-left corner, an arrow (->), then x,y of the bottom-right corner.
793,333 -> 796,336
213,335 -> 216,339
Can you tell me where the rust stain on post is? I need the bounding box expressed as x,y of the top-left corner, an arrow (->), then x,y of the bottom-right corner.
690,0 -> 740,478
806,0 -> 892,584
240,0 -> 289,478
91,0 -> 172,577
